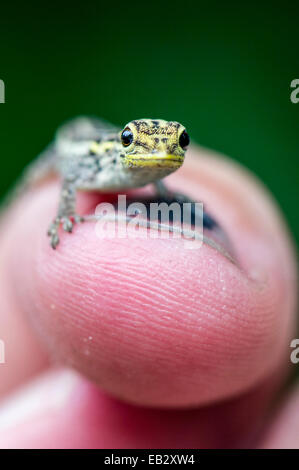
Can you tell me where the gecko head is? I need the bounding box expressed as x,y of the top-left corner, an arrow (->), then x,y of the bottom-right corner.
119,119 -> 189,171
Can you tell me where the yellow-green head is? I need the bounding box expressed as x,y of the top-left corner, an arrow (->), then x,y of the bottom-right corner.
119,119 -> 189,170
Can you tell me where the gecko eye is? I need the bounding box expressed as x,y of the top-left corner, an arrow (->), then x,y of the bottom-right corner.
179,130 -> 190,150
121,127 -> 134,147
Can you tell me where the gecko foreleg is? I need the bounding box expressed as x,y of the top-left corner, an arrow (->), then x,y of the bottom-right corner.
47,178 -> 84,249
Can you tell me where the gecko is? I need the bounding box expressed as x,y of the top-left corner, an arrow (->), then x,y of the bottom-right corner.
25,117 -> 190,249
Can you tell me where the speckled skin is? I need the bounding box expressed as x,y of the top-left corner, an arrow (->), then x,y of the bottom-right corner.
43,117 -> 189,248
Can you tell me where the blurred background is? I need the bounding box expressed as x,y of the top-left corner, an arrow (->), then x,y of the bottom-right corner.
0,0 -> 298,249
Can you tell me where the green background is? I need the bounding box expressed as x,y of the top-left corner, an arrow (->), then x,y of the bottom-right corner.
0,0 -> 298,250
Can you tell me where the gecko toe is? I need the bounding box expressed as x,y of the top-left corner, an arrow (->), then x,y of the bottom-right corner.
50,233 -> 60,249
62,218 -> 74,232
74,215 -> 85,224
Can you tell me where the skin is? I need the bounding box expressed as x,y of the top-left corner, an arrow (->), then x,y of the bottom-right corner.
0,143 -> 297,448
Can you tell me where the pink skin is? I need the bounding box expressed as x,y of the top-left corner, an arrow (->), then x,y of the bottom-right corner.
0,146 -> 297,448
259,383 -> 299,449
0,368 -> 289,449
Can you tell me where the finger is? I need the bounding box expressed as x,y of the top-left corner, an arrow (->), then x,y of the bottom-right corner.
0,225 -> 49,398
258,381 -> 299,449
1,146 -> 297,407
0,367 -> 285,449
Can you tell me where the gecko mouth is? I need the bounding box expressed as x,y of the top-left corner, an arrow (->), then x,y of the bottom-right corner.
124,153 -> 184,169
